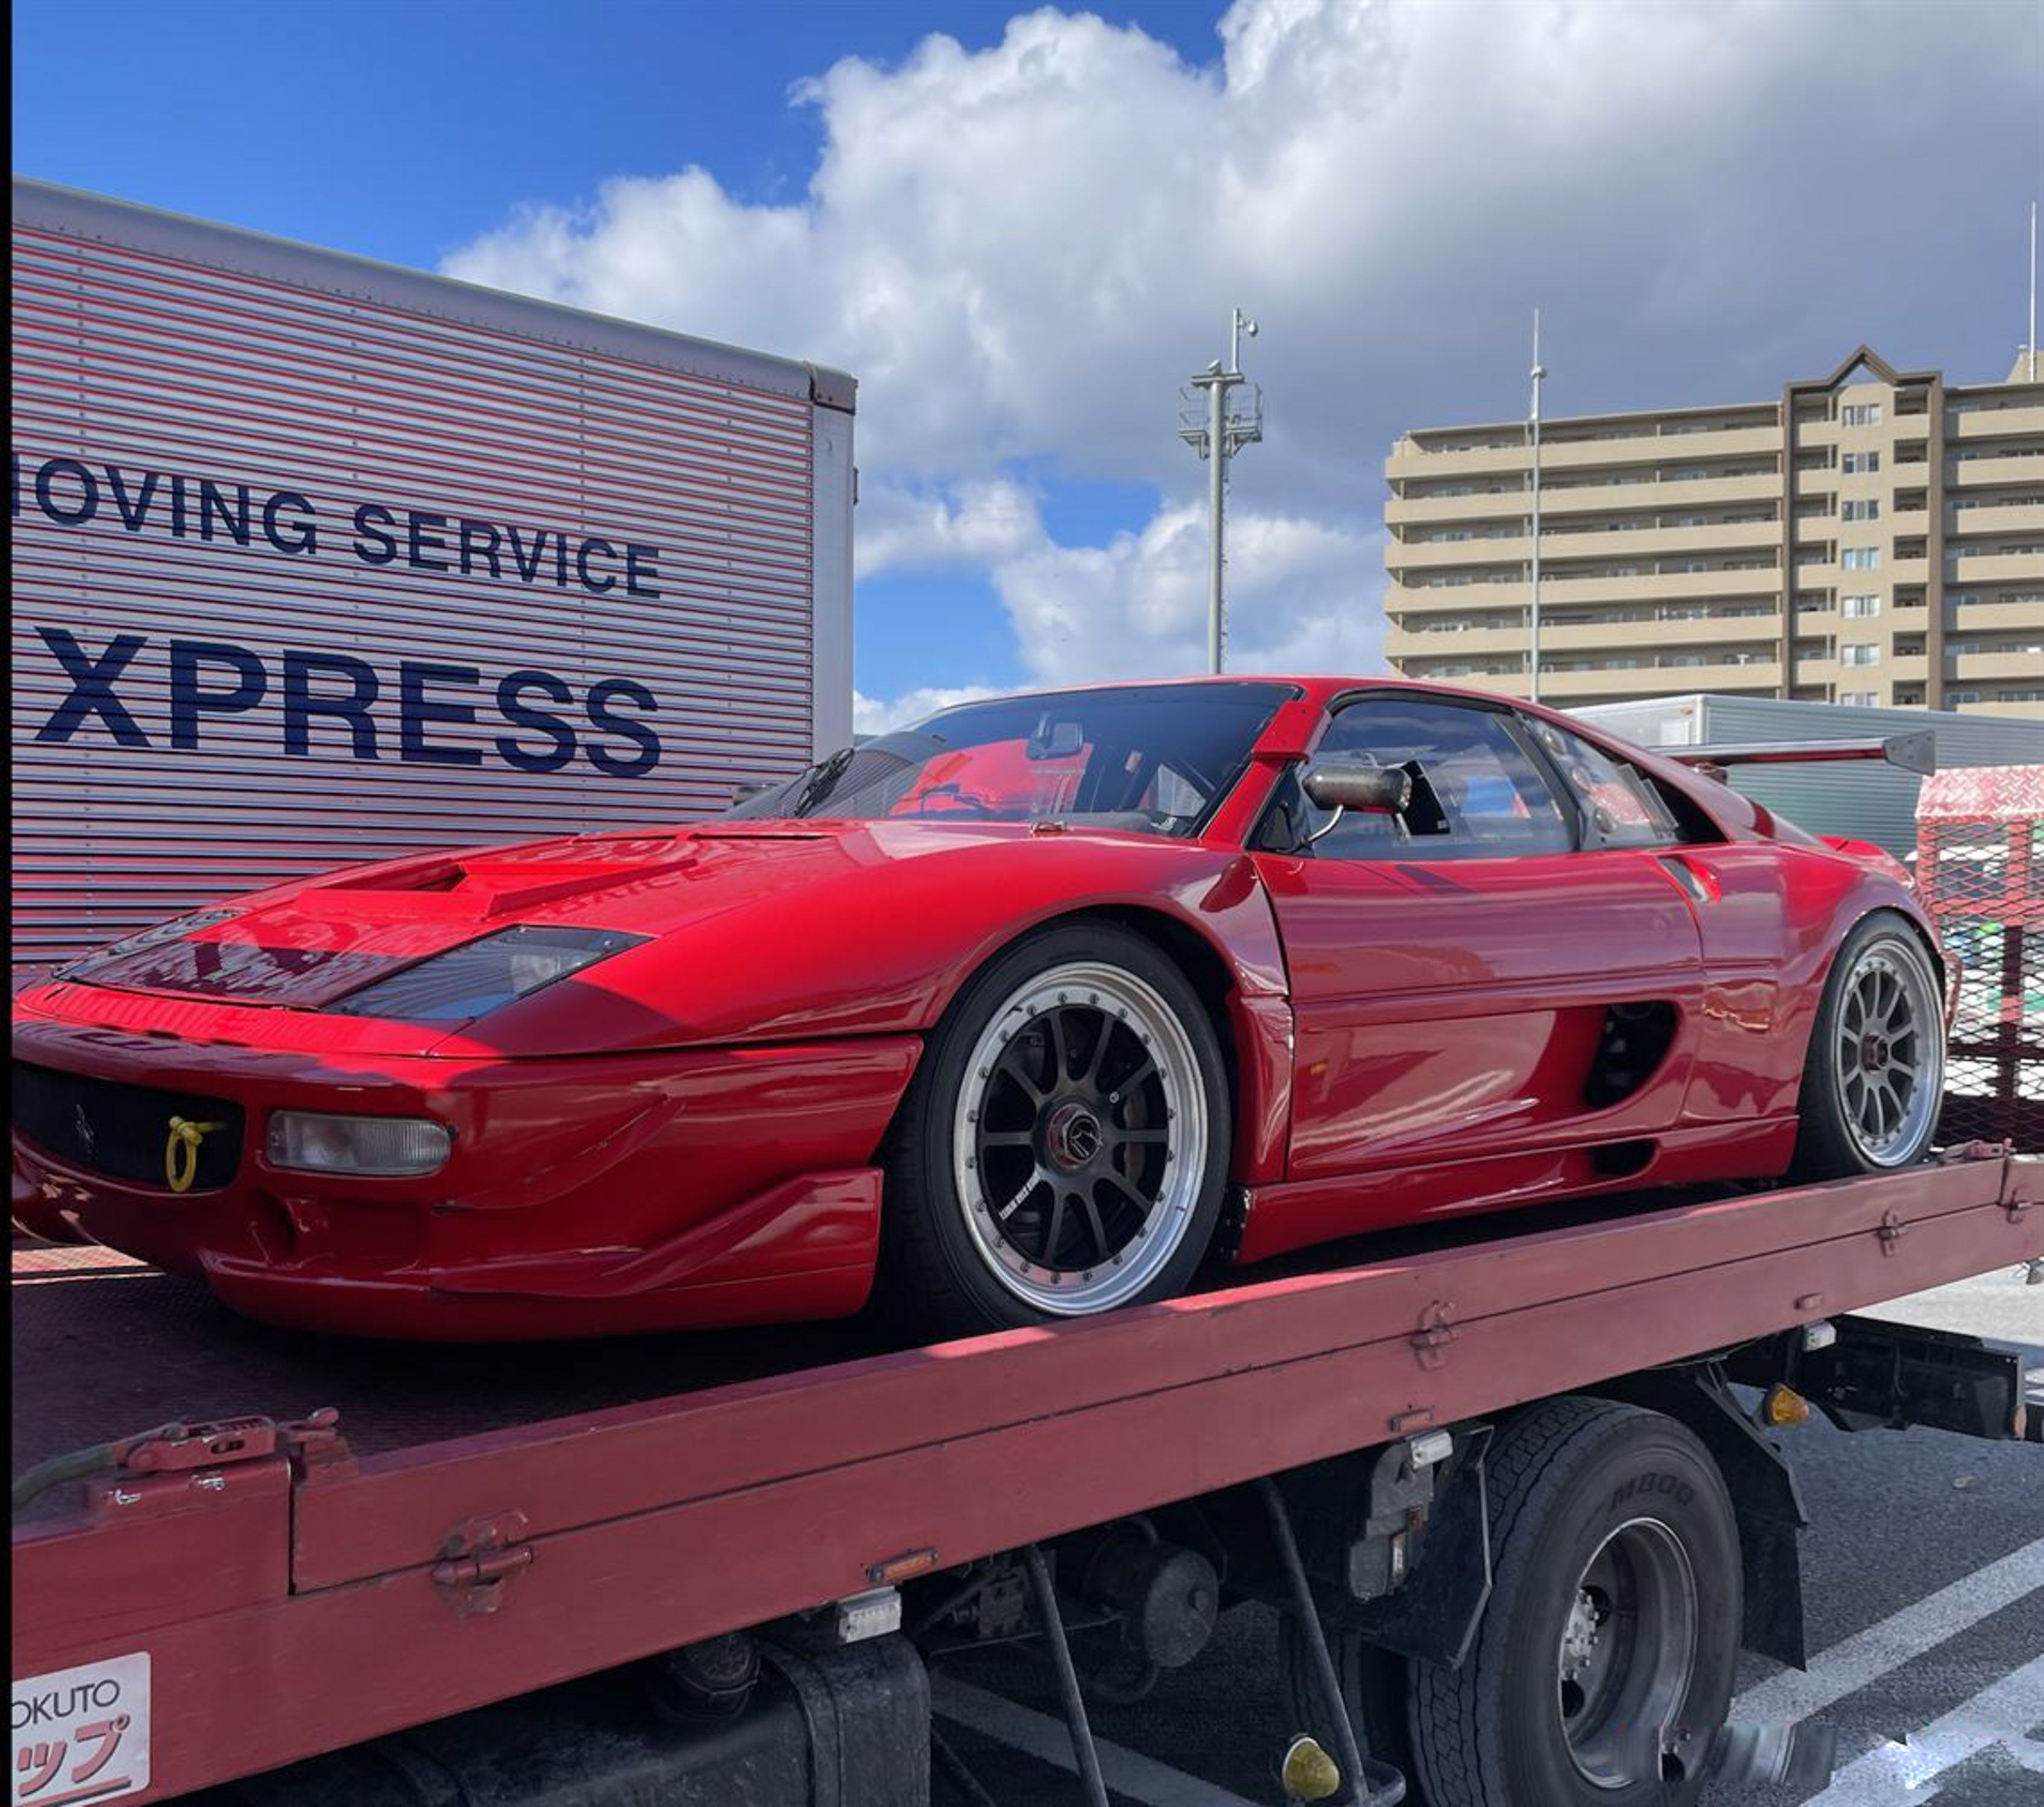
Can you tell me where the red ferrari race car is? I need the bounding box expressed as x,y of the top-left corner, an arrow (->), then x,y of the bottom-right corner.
11,678 -> 1948,1341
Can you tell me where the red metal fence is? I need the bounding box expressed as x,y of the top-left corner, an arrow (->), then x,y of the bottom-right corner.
1916,764 -> 2042,1150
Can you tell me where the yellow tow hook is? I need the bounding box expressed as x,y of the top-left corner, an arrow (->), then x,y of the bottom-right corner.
164,1117 -> 223,1194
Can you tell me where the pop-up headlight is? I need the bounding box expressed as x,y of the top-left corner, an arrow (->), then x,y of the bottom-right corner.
53,909 -> 240,979
334,925 -> 646,1022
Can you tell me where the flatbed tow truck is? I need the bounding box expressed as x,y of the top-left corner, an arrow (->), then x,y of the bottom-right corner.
11,1140 -> 2040,1807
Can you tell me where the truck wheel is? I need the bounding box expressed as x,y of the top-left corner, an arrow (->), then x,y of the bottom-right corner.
1794,911 -> 1945,1179
878,923 -> 1230,1340
1407,1398 -> 1739,1807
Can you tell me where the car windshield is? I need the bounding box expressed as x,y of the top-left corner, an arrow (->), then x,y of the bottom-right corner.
725,682 -> 1295,837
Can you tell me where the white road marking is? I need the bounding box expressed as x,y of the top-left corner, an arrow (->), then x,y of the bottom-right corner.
1799,1654 -> 2044,1803
1731,1535 -> 2044,1726
933,1675 -> 1263,1807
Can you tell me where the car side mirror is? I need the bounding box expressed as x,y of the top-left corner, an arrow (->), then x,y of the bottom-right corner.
1302,761 -> 1412,816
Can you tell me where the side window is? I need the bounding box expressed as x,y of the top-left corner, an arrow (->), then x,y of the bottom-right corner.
1302,698 -> 1574,860
1523,720 -> 1681,848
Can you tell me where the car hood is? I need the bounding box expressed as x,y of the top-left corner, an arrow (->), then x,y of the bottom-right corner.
54,825 -> 869,1010
24,820 -> 1286,1058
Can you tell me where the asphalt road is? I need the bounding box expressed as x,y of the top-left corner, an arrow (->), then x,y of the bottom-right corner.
935,1265 -> 2044,1807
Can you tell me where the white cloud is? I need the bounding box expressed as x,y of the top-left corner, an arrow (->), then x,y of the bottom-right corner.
992,503 -> 1381,685
853,682 -> 1009,734
445,0 -> 2029,726
854,476 -> 1045,580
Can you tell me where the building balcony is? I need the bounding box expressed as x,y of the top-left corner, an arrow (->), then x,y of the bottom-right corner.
1386,535 -> 1528,572
1949,452 -> 2044,487
1951,649 -> 2044,682
1948,402 -> 2044,441
1954,698 -> 2044,720
1386,423 -> 1783,482
1537,660 -> 1783,701
1389,519 -> 1784,572
1948,551 -> 2044,583
1953,599 -> 2044,634
1385,623 -> 1530,657
1389,614 -> 1779,663
1557,613 -> 1779,651
1384,470 -> 1780,526
1887,556 -> 1931,584
1384,489 -> 1528,526
1947,501 -> 2044,537
1888,654 -> 1930,682
1386,565 -> 1784,611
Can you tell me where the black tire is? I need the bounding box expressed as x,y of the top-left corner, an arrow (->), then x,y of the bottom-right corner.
1277,1614 -> 1419,1801
1793,911 -> 1945,1181
1408,1399 -> 1739,1807
876,922 -> 1231,1341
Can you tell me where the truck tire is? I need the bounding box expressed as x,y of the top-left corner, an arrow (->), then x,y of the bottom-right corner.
877,922 -> 1230,1340
1793,911 -> 1946,1179
1407,1397 -> 1739,1807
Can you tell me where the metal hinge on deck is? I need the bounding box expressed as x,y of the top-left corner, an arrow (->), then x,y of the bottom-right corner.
432,1511 -> 535,1618
11,1408 -> 351,1515
1411,1301 -> 1458,1370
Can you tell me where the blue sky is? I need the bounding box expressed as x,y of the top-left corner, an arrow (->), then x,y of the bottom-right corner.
14,1 -> 2040,723
10,0 -> 1210,707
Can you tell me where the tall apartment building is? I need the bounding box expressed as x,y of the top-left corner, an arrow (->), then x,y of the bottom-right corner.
1383,346 -> 2044,720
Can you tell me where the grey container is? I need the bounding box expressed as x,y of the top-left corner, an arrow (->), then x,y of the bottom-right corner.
1572,694 -> 2044,857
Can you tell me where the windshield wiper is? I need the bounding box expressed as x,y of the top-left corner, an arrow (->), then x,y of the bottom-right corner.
792,745 -> 859,816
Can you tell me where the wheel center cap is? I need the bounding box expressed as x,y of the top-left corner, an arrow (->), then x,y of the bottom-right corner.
1044,1100 -> 1102,1170
1861,1034 -> 1889,1072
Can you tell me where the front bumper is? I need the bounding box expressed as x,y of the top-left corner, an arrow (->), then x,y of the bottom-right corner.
11,1010 -> 921,1340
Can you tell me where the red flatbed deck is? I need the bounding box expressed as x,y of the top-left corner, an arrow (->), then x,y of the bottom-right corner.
13,1152 -> 2041,1802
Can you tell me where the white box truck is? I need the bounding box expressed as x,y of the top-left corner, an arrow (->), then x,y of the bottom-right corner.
10,178 -> 855,978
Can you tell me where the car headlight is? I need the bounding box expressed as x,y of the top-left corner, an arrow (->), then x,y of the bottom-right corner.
334,925 -> 647,1021
53,908 -> 240,979
267,1112 -> 454,1177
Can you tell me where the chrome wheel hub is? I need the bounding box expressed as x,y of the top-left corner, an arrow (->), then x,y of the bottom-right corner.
1834,943 -> 1942,1167
1557,1518 -> 1700,1790
952,961 -> 1207,1315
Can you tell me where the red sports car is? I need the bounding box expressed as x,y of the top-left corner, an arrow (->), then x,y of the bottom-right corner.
11,678 -> 1947,1341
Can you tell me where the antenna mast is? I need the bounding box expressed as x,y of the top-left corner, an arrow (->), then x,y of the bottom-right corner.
1528,308 -> 1546,704
1179,309 -> 1264,673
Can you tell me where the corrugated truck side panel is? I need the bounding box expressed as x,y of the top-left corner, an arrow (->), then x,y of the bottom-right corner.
10,181 -> 854,974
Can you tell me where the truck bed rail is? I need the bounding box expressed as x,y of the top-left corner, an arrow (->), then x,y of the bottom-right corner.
12,1151 -> 2040,1801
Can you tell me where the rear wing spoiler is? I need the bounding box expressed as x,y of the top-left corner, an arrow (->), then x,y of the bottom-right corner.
1667,732 -> 1937,784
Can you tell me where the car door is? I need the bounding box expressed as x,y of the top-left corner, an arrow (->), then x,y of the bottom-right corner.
1252,693 -> 1707,1184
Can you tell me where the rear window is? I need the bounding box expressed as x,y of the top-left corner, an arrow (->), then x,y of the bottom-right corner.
1527,722 -> 1681,849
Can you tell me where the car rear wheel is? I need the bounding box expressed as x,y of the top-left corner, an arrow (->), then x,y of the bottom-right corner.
878,923 -> 1231,1340
1794,912 -> 1945,1179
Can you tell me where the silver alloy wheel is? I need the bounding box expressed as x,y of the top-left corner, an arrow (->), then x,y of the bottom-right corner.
1557,1517 -> 1700,1790
1831,939 -> 1943,1167
951,960 -> 1208,1315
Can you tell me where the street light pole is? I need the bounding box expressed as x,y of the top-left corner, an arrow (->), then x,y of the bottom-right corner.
1180,309 -> 1263,675
1528,308 -> 1546,705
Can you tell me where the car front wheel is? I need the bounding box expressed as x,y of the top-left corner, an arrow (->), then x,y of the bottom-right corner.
878,922 -> 1231,1340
